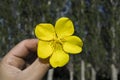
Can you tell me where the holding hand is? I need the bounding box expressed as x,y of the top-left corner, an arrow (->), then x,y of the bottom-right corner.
0,39 -> 49,80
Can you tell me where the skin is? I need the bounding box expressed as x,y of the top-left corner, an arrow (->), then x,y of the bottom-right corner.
0,39 -> 50,80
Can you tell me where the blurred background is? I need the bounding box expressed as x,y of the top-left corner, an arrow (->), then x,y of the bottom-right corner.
0,0 -> 120,80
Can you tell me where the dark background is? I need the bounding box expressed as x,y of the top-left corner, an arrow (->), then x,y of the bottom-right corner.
0,0 -> 120,80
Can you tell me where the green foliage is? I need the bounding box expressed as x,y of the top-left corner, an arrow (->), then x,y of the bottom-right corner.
0,0 -> 120,79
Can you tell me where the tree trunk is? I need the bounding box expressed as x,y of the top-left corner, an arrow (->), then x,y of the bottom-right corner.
70,70 -> 74,80
67,56 -> 74,80
81,60 -> 85,80
47,69 -> 54,80
91,67 -> 96,80
111,64 -> 118,80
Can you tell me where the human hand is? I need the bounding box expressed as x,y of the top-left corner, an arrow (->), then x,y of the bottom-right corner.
0,39 -> 49,80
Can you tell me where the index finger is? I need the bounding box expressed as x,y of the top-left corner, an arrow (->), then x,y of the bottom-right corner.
2,39 -> 38,69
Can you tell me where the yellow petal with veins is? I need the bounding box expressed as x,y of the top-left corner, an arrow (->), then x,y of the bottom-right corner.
63,36 -> 83,54
35,23 -> 55,40
55,17 -> 74,38
37,40 -> 53,59
50,46 -> 69,68
64,36 -> 83,47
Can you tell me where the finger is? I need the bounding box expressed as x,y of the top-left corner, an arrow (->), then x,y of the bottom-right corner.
2,39 -> 38,69
19,58 -> 49,80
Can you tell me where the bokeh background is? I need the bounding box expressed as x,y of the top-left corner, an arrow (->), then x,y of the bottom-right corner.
0,0 -> 120,80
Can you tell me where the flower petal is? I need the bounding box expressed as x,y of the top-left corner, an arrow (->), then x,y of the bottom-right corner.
63,36 -> 83,47
35,23 -> 55,40
37,40 -> 53,59
63,36 -> 83,54
55,17 -> 74,38
50,47 -> 69,68
63,43 -> 82,54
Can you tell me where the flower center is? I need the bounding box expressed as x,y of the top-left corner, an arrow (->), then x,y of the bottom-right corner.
55,38 -> 62,43
50,37 -> 63,50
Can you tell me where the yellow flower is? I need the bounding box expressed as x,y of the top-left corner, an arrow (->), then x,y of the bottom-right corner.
35,17 -> 83,68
